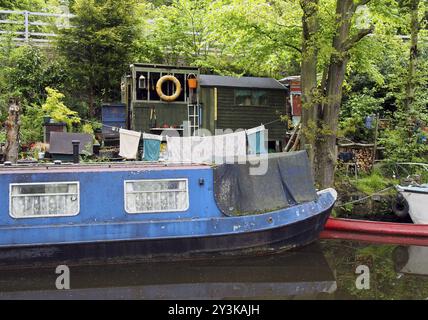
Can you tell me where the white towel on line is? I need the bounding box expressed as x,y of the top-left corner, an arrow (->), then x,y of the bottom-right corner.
119,128 -> 141,160
166,130 -> 246,164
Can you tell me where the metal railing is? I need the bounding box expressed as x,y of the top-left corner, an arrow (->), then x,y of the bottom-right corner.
0,10 -> 74,44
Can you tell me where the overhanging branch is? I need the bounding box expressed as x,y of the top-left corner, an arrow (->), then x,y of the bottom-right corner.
343,25 -> 374,51
250,24 -> 302,53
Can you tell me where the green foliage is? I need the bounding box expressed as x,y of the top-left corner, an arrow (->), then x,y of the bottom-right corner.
339,89 -> 383,142
0,43 -> 68,121
42,87 -> 81,130
57,0 -> 144,116
0,131 -> 5,144
0,0 -> 59,10
354,169 -> 396,195
19,104 -> 44,145
342,203 -> 354,214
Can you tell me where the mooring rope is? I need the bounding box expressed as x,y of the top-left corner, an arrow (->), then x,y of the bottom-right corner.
336,186 -> 395,207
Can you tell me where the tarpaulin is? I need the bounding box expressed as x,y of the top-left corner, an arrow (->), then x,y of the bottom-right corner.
214,151 -> 317,216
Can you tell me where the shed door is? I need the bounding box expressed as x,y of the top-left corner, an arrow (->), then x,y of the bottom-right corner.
291,94 -> 302,116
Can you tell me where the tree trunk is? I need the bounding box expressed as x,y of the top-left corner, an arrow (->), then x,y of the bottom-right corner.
404,0 -> 420,111
316,0 -> 373,188
300,0 -> 319,173
4,99 -> 20,164
89,85 -> 95,118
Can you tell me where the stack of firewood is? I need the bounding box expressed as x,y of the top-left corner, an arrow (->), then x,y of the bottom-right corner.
353,148 -> 374,172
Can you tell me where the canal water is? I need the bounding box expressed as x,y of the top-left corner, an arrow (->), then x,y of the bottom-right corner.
0,239 -> 427,300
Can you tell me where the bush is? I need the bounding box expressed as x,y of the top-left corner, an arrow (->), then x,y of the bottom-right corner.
42,87 -> 81,130
20,104 -> 44,145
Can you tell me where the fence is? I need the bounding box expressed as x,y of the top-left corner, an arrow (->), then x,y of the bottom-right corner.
0,10 -> 74,45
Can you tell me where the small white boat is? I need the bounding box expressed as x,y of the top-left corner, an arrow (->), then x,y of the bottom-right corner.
396,185 -> 428,224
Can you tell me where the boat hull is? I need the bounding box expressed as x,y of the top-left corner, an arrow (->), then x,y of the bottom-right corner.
0,204 -> 332,267
321,217 -> 428,246
0,154 -> 335,264
397,186 -> 428,224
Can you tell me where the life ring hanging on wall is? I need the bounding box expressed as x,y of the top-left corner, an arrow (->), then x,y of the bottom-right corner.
156,75 -> 182,102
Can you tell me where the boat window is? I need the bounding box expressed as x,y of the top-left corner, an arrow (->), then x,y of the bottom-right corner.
10,182 -> 80,218
124,179 -> 189,214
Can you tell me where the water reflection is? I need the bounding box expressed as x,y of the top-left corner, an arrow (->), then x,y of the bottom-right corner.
321,241 -> 428,299
394,246 -> 428,276
2,240 -> 428,299
0,243 -> 336,300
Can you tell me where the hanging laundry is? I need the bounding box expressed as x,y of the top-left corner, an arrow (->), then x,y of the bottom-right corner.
167,131 -> 247,164
191,135 -> 213,163
167,136 -> 191,163
215,130 -> 246,163
364,115 -> 374,129
246,125 -> 268,155
142,133 -> 162,161
119,128 -> 141,160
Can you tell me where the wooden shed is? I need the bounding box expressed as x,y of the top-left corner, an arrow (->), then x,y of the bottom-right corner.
278,75 -> 301,126
121,64 -> 288,149
198,75 -> 288,148
122,63 -> 200,135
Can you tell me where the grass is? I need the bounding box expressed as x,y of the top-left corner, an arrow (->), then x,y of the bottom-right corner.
353,169 -> 397,195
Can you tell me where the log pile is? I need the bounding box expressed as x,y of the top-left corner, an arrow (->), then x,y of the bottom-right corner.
338,145 -> 374,173
353,148 -> 374,172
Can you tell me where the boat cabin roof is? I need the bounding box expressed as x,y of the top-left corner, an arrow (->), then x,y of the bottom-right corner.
0,162 -> 210,174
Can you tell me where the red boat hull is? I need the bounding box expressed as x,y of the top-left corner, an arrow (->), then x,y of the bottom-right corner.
320,218 -> 428,246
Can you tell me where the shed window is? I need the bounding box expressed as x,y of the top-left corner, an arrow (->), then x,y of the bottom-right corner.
125,179 -> 189,213
235,89 -> 268,106
10,182 -> 79,218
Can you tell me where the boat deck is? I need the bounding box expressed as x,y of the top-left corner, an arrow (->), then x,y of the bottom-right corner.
0,161 -> 211,174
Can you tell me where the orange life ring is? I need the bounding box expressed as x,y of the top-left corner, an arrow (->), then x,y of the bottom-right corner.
156,75 -> 182,102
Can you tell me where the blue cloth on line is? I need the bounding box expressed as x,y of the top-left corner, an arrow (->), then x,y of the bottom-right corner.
247,130 -> 267,155
365,115 -> 374,129
143,139 -> 161,161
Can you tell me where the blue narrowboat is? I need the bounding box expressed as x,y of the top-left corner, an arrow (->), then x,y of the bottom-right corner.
0,151 -> 336,265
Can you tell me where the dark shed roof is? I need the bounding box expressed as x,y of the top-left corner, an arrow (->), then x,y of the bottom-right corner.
199,74 -> 285,90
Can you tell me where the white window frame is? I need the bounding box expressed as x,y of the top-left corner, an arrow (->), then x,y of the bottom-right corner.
9,181 -> 80,219
124,178 -> 189,214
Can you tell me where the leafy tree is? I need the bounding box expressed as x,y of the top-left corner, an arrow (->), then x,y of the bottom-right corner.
0,0 -> 59,10
57,0 -> 143,117
0,42 -> 67,121
42,87 -> 80,130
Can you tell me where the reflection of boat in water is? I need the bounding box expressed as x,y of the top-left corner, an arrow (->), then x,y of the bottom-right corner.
393,245 -> 428,276
0,243 -> 336,300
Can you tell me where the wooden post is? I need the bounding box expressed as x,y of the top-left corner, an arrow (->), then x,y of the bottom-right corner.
4,99 -> 20,164
372,113 -> 379,169
285,123 -> 300,152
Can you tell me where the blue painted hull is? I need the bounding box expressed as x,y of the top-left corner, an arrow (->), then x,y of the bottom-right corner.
0,163 -> 336,262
